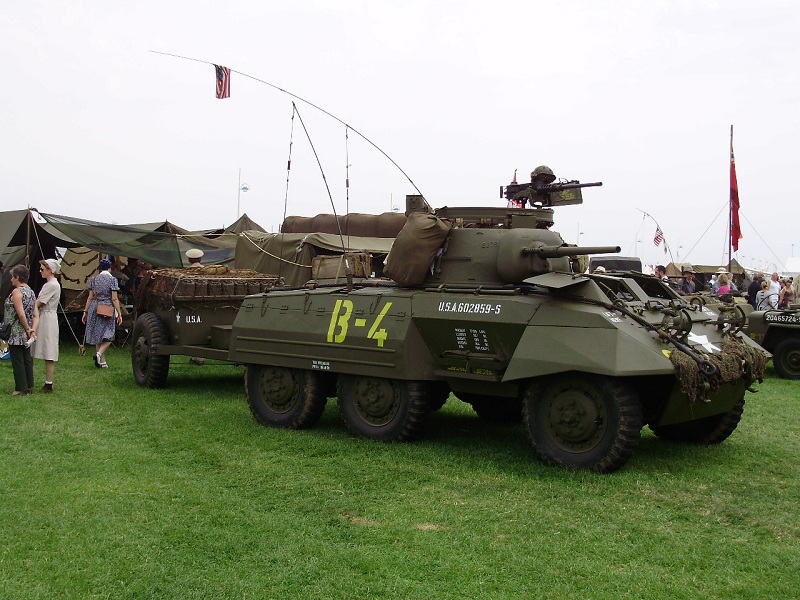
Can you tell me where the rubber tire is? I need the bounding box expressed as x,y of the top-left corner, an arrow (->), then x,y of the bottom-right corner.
131,313 -> 170,388
523,375 -> 642,473
772,338 -> 800,379
338,375 -> 428,442
459,393 -> 523,423
649,395 -> 745,444
245,366 -> 328,429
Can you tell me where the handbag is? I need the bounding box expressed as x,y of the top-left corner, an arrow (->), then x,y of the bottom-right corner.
96,304 -> 114,318
93,273 -> 115,318
0,321 -> 11,341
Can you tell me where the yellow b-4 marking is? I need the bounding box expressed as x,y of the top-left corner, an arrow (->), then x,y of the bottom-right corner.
326,299 -> 392,347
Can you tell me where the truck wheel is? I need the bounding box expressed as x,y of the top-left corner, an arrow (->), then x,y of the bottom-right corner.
772,339 -> 800,379
338,376 -> 428,442
459,393 -> 523,423
245,366 -> 328,429
131,313 -> 170,388
650,395 -> 745,444
523,375 -> 642,473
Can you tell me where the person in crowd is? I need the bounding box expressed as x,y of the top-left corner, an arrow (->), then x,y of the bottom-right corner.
4,264 -> 39,395
82,258 -> 122,368
715,273 -> 731,295
119,257 -> 141,302
711,268 -> 737,293
186,248 -> 205,267
778,278 -> 796,309
32,259 -> 61,393
756,280 -> 777,310
747,272 -> 764,309
654,265 -> 669,282
768,272 -> 782,297
679,268 -> 697,295
0,260 -> 8,361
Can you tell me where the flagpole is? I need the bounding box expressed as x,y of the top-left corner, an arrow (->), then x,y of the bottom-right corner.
728,125 -> 733,273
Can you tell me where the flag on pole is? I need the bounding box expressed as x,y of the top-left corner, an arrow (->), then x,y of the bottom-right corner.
730,126 -> 742,251
215,65 -> 230,99
653,226 -> 664,247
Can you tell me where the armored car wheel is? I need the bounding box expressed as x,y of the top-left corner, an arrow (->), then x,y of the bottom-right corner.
459,393 -> 523,423
649,395 -> 745,444
245,366 -> 328,429
131,313 -> 170,388
338,376 -> 428,442
523,375 -> 642,473
772,339 -> 800,379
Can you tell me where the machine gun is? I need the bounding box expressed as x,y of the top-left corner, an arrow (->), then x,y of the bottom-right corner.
502,179 -> 603,208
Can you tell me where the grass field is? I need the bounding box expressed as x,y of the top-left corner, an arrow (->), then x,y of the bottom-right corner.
1,345 -> 798,599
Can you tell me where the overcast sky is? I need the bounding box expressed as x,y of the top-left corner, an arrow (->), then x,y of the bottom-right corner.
2,1 -> 798,272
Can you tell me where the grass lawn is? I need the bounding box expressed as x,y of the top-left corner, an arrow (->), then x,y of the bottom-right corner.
1,345 -> 798,599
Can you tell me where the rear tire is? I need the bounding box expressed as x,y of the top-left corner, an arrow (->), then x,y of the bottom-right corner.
131,313 -> 170,388
523,375 -> 642,473
772,338 -> 800,379
245,366 -> 328,429
338,376 -> 428,442
650,395 -> 745,444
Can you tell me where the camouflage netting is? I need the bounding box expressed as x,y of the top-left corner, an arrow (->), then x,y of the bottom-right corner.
135,266 -> 283,312
669,337 -> 769,404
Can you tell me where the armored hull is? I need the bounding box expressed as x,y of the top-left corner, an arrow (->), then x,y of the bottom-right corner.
229,206 -> 768,473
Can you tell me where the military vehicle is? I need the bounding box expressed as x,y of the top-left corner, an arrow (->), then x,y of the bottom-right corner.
746,305 -> 800,379
130,266 -> 282,387
223,174 -> 768,473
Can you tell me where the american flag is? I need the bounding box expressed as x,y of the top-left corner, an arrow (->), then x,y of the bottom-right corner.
215,65 -> 230,99
653,226 -> 664,246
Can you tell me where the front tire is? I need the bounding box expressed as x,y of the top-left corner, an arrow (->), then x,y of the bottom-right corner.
338,376 -> 428,442
245,366 -> 328,429
523,375 -> 642,473
772,338 -> 800,379
131,313 -> 170,388
650,395 -> 745,444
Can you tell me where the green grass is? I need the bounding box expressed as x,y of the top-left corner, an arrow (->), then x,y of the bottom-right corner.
1,346 -> 798,599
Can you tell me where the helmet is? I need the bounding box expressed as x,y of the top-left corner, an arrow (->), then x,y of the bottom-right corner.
531,165 -> 556,184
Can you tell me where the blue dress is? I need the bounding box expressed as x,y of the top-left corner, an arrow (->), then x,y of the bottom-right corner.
85,272 -> 119,344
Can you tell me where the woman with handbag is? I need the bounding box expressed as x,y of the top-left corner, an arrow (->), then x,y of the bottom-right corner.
82,258 -> 122,368
3,264 -> 39,395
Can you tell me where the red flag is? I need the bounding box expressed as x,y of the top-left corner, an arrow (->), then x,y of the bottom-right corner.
730,126 -> 742,251
215,65 -> 230,99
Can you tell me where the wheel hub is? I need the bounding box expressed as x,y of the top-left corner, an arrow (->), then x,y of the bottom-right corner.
134,336 -> 149,369
353,378 -> 399,424
546,388 -> 606,450
258,367 -> 296,412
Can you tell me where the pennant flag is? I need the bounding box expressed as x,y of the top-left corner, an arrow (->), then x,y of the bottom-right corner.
730,125 -> 742,251
653,226 -> 664,247
511,169 -> 517,184
215,65 -> 230,99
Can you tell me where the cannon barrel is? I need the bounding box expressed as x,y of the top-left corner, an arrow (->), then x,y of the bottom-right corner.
521,245 -> 621,258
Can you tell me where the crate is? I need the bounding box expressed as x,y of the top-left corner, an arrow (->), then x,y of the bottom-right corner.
311,253 -> 371,280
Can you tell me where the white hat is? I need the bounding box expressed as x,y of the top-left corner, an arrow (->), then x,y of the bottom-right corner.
185,248 -> 204,259
39,258 -> 60,274
716,267 -> 728,274
593,266 -> 606,273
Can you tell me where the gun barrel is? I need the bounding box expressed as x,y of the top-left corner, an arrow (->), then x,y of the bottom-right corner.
522,245 -> 621,258
537,181 -> 603,192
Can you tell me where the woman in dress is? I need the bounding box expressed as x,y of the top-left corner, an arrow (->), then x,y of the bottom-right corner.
4,264 -> 39,395
81,258 -> 122,368
32,258 -> 61,393
778,278 -> 796,309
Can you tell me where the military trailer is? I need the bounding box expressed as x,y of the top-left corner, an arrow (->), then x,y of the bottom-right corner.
223,179 -> 768,473
130,266 -> 282,387
746,305 -> 800,378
